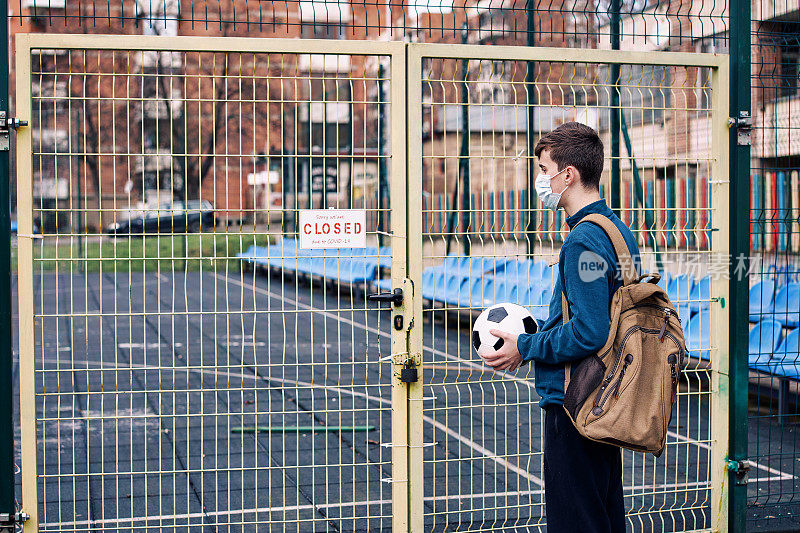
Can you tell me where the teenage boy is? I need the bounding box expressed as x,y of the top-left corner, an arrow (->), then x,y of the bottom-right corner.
481,121 -> 640,533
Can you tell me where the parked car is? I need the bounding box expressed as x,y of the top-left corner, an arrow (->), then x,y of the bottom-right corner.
106,200 -> 215,235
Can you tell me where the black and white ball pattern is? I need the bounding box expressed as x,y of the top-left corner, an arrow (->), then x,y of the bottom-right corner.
472,302 -> 538,357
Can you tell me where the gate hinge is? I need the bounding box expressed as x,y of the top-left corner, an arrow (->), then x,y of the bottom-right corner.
0,511 -> 30,528
728,111 -> 752,146
0,111 -> 29,152
726,458 -> 751,485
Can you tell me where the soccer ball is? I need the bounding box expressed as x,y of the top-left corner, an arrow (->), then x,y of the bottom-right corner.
472,302 -> 538,357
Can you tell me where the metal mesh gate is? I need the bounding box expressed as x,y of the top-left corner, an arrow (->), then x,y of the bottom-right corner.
407,44 -> 730,532
15,35 -> 407,532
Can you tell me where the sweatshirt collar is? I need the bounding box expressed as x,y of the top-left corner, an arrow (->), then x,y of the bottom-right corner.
566,199 -> 612,230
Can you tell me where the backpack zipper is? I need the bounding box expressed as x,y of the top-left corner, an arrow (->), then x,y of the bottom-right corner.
658,308 -> 672,342
609,353 -> 634,399
622,302 -> 681,324
591,326 -> 683,416
668,353 -> 678,404
591,326 -> 641,415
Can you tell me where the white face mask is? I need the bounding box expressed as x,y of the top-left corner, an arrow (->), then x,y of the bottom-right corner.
535,167 -> 568,211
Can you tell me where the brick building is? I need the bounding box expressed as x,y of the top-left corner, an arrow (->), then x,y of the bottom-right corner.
8,0 -> 798,237
9,0 -> 386,232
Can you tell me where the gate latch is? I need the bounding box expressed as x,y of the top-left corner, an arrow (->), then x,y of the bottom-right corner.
729,111 -> 752,147
726,459 -> 751,485
367,287 -> 403,307
0,111 -> 29,152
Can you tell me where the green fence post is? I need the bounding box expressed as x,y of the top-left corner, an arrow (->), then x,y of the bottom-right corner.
729,1 -> 751,530
459,25 -> 470,256
0,0 -> 16,525
377,63 -> 386,247
525,0 -> 536,256
609,0 -> 621,216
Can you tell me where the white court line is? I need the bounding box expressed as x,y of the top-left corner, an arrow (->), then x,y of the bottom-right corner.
667,430 -> 795,480
35,272 -> 791,496
34,276 -> 169,296
213,272 -> 796,479
216,273 -> 797,483
38,354 -> 796,486
43,476 -> 735,529
36,356 -> 543,486
215,272 -> 544,485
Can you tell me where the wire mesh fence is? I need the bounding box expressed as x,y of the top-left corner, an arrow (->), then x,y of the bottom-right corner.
7,0 -> 800,531
746,4 -> 800,530
6,0 -> 728,47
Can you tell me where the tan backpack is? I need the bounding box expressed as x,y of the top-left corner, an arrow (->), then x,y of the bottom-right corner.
561,214 -> 686,457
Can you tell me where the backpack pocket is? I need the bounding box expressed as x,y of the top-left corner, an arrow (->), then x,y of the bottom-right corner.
564,354 -> 606,419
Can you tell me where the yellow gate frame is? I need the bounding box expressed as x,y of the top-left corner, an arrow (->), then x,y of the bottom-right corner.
14,34 -> 729,532
405,43 -> 730,533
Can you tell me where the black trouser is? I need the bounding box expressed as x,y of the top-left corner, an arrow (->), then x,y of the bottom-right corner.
543,405 -> 626,533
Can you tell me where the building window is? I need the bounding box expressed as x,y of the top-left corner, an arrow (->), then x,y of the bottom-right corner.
476,10 -> 508,42
598,64 -> 670,128
696,33 -> 728,111
302,22 -> 346,40
779,30 -> 800,98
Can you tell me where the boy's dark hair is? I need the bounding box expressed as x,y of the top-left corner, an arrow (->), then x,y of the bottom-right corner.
534,122 -> 604,190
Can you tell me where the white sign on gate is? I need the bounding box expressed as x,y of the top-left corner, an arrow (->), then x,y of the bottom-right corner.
298,209 -> 367,249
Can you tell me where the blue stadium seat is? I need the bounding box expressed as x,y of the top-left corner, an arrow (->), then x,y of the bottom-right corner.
374,278 -> 392,291
541,264 -> 556,283
311,257 -> 326,274
749,280 -> 777,323
689,276 -> 711,313
686,309 -> 711,361
676,304 -> 693,327
443,273 -> 462,304
440,275 -> 463,307
474,277 -> 498,307
425,268 -> 449,301
491,279 -> 509,307
445,275 -> 480,307
494,259 -> 530,280
771,329 -> 800,378
294,256 -> 313,273
508,283 -> 524,306
470,277 -> 490,308
766,263 -> 778,277
237,245 -> 258,263
348,259 -> 382,283
363,246 -> 391,269
748,319 -> 784,372
460,276 -> 485,307
468,256 -> 498,274
657,272 -> 672,292
529,261 -> 547,280
531,285 -> 554,321
443,256 -> 462,271
667,274 -> 694,306
422,268 -> 436,292
773,282 -> 800,327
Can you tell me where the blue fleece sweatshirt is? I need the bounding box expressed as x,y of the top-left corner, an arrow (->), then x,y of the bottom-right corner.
517,199 -> 641,408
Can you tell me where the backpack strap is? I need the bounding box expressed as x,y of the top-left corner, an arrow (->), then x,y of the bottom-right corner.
560,213 -> 637,325
575,214 -> 637,286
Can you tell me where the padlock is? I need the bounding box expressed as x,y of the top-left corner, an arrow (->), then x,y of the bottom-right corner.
400,359 -> 418,383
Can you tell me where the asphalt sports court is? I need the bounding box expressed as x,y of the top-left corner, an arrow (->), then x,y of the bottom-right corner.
12,271 -> 797,532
